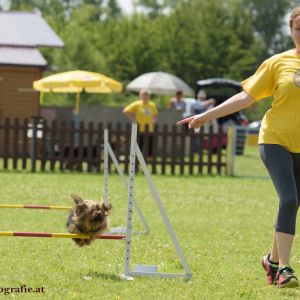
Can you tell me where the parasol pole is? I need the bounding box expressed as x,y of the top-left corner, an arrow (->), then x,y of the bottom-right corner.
39,92 -> 44,105
75,92 -> 80,114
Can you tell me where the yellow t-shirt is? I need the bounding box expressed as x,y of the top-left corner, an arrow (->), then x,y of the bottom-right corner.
242,49 -> 300,152
124,100 -> 158,132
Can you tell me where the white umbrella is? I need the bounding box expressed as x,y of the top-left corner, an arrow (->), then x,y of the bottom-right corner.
126,71 -> 194,96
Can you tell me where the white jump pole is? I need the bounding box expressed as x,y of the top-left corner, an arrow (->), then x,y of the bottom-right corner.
107,142 -> 150,235
134,144 -> 192,278
104,127 -> 150,235
103,129 -> 109,205
123,124 -> 192,279
124,123 -> 138,277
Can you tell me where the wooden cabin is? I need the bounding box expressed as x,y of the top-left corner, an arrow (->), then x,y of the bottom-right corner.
0,11 -> 64,120
0,11 -> 64,155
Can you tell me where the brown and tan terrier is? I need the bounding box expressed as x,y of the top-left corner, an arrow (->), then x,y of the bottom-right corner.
66,194 -> 112,247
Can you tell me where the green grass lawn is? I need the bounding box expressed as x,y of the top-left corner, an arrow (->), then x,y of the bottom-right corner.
234,144 -> 270,178
1,149 -> 300,299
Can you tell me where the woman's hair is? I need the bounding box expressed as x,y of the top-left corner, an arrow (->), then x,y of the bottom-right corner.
139,89 -> 151,97
197,90 -> 207,98
289,6 -> 300,30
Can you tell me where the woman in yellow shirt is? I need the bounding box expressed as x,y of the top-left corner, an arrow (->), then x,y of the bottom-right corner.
123,89 -> 158,157
123,89 -> 158,132
178,5 -> 300,289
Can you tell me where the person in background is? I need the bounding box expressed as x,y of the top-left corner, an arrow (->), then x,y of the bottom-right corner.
192,90 -> 216,152
169,90 -> 188,131
168,90 -> 186,114
193,90 -> 216,114
123,89 -> 158,157
177,5 -> 300,289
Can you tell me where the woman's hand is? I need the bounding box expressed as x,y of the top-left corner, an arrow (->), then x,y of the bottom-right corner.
176,113 -> 207,129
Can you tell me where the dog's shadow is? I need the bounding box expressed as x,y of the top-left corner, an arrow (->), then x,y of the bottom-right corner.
84,271 -> 123,281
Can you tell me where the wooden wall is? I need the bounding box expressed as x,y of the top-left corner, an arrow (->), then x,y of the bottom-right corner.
0,66 -> 43,120
0,65 -> 43,154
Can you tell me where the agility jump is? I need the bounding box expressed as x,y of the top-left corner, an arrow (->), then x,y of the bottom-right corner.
0,204 -> 72,210
0,124 -> 191,279
0,231 -> 125,239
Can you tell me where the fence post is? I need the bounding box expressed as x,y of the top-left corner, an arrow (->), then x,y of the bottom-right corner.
3,118 -> 10,169
226,126 -> 236,176
30,116 -> 38,173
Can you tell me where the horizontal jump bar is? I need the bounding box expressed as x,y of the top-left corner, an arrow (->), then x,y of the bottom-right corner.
0,231 -> 126,240
0,205 -> 72,210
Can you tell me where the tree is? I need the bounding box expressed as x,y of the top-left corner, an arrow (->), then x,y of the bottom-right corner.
105,0 -> 122,19
4,0 -> 293,116
244,0 -> 292,57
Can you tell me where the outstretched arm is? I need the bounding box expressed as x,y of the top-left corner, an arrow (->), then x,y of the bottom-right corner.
177,91 -> 255,129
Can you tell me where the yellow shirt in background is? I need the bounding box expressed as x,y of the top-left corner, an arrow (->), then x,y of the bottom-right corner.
123,100 -> 158,132
242,49 -> 300,152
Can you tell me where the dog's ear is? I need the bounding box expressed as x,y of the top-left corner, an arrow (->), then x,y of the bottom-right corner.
71,194 -> 84,205
71,194 -> 88,213
101,202 -> 113,215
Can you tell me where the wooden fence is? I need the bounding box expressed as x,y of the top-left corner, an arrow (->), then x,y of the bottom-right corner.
0,117 -> 229,175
